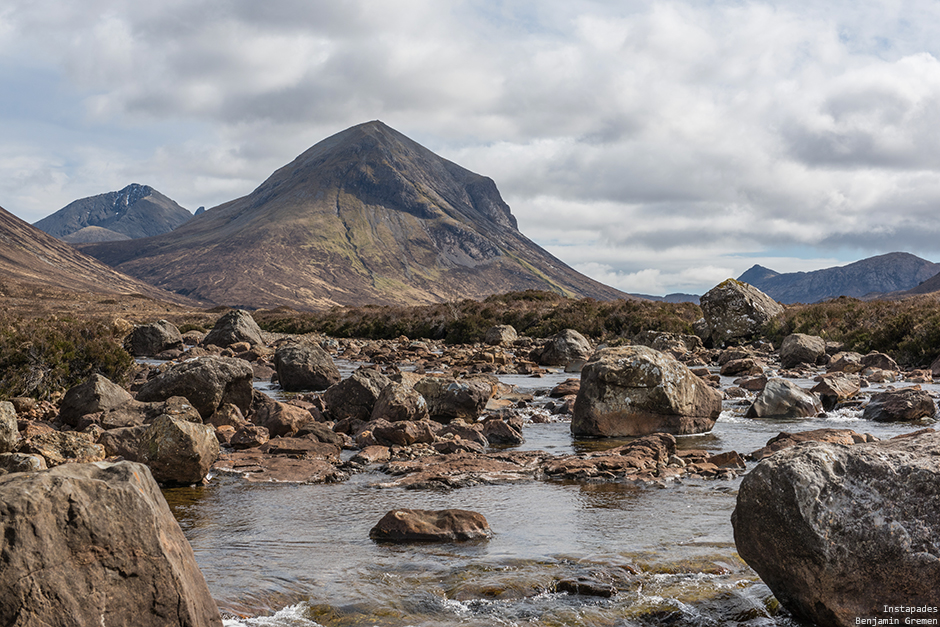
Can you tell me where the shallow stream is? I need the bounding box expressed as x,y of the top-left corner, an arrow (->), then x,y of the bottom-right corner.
162,369 -> 937,627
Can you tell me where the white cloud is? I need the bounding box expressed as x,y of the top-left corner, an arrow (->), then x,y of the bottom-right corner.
3,0 -> 940,294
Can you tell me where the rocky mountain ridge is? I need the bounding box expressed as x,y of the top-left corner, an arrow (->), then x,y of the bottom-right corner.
737,252 -> 940,303
78,121 -> 629,310
34,183 -> 192,243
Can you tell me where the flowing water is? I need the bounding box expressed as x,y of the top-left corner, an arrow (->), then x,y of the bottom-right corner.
162,370 -> 938,627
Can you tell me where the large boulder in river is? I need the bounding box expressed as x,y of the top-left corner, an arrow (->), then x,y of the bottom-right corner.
273,342 -> 340,391
0,461 -> 222,626
810,373 -> 861,411
571,346 -> 722,437
370,508 -> 491,543
202,309 -> 264,348
861,388 -> 937,422
0,402 -> 18,454
531,329 -> 592,367
779,333 -> 826,368
371,382 -> 429,423
58,374 -> 134,428
699,279 -> 783,347
136,356 -> 253,419
744,378 -> 821,418
323,368 -> 391,423
137,414 -> 220,485
123,319 -> 184,357
732,431 -> 940,627
414,376 -> 493,424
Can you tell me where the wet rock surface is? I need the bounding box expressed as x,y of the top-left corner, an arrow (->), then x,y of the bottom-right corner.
733,431 -> 940,627
369,508 -> 492,542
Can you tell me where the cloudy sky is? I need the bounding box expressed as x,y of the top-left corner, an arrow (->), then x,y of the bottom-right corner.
3,0 -> 940,296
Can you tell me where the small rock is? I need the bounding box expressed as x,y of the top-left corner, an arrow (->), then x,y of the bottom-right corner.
369,508 -> 491,542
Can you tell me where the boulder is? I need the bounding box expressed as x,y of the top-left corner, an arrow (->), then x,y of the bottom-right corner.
0,452 -> 46,474
20,431 -> 105,467
252,398 -> 312,438
136,356 -> 253,419
481,415 -> 525,445
97,425 -> 148,461
484,325 -> 518,346
59,374 -> 135,428
414,376 -> 493,424
273,342 -> 340,392
699,279 -> 783,347
202,309 -> 264,348
531,329 -> 592,367
323,368 -> 391,423
549,378 -> 580,398
745,428 -> 868,461
862,388 -> 937,422
861,351 -> 899,372
230,424 -> 270,450
828,351 -> 864,373
0,402 -> 18,454
744,378 -> 822,419
719,358 -> 762,377
138,414 -> 220,484
369,508 -> 492,542
207,403 -> 248,429
811,373 -> 861,411
370,382 -> 429,423
0,461 -> 222,626
732,431 -> 940,627
571,346 -> 722,437
556,577 -> 616,598
779,333 -> 826,368
123,319 -> 184,356
368,419 -> 436,447
632,330 -> 703,356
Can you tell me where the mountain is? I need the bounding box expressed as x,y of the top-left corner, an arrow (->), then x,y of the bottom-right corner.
0,204 -> 193,302
737,253 -> 940,304
78,121 -> 630,310
34,183 -> 192,243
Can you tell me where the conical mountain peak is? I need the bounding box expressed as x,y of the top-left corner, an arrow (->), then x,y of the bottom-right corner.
80,121 -> 626,309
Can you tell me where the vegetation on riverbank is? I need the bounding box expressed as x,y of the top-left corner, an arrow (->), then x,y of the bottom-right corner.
764,295 -> 940,367
0,311 -> 135,400
254,290 -> 704,344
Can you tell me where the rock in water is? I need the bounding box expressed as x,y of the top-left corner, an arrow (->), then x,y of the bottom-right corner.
531,329 -> 592,367
273,342 -> 341,391
732,432 -> 940,627
744,378 -> 822,419
779,333 -> 826,368
202,309 -> 264,348
138,415 -> 220,485
699,279 -> 783,347
370,508 -> 491,542
0,461 -> 222,626
571,346 -> 721,437
862,388 -> 937,422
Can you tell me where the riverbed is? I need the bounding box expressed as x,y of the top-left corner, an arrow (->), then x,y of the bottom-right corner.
163,370 -> 937,627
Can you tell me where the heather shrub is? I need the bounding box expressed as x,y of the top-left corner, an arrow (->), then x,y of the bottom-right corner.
255,290 -> 702,344
0,312 -> 135,400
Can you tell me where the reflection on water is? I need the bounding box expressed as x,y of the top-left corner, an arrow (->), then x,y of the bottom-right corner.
163,376 -> 934,626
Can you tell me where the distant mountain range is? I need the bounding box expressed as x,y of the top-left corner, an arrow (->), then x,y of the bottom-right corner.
738,252 -> 940,303
77,121 -> 630,310
0,204 -> 190,302
34,183 -> 192,243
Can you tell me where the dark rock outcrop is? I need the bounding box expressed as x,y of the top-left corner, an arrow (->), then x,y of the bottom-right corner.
369,508 -> 491,542
0,461 -> 222,626
571,346 -> 722,437
732,431 -> 940,627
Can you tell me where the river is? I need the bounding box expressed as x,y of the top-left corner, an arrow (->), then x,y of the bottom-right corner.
162,369 -> 936,627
